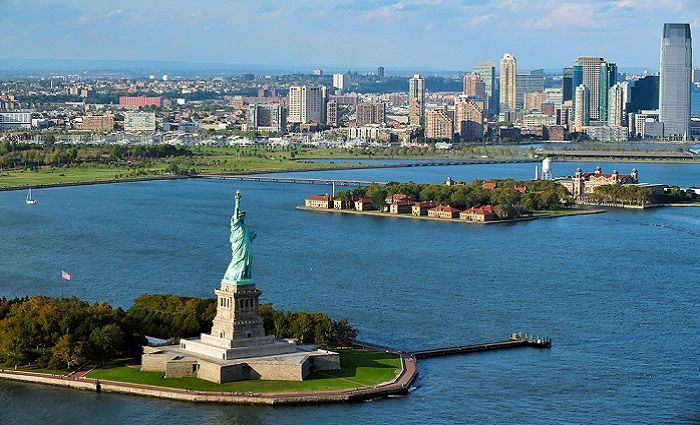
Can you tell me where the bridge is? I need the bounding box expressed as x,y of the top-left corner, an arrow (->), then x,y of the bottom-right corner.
541,149 -> 697,160
202,175 -> 386,187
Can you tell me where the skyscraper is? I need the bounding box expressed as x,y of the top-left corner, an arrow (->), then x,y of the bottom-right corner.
332,73 -> 346,91
575,56 -> 605,120
607,82 -> 628,127
424,107 -> 454,140
287,86 -> 324,124
563,67 -> 573,102
463,73 -> 486,98
572,64 -> 583,106
499,53 -> 517,112
659,23 -> 692,137
574,85 -> 590,132
355,102 -> 386,126
473,61 -> 496,115
628,75 -> 660,113
598,62 -> 617,121
454,96 -> 484,141
377,66 -> 385,78
515,69 -> 544,109
408,74 -> 426,125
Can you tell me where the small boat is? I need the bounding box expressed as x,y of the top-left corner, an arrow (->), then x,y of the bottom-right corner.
26,189 -> 37,205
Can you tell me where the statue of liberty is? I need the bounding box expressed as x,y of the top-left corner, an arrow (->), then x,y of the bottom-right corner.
223,190 -> 257,283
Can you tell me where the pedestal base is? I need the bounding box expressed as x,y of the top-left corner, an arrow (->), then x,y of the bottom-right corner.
180,337 -> 297,361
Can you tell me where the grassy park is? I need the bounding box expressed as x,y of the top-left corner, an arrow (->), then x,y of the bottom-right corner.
0,143 -> 534,190
86,349 -> 401,393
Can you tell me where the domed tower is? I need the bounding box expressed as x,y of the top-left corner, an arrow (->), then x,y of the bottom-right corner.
630,168 -> 638,182
574,167 -> 584,197
595,165 -> 602,174
612,169 -> 619,183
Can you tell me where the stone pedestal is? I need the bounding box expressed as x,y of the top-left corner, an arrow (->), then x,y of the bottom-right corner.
179,279 -> 296,361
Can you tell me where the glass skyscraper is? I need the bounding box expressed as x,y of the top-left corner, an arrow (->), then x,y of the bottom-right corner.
659,23 -> 692,137
598,62 -> 617,122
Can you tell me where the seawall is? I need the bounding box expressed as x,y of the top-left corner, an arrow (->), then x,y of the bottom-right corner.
0,354 -> 417,406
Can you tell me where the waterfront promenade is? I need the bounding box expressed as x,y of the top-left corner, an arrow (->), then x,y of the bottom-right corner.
0,333 -> 552,406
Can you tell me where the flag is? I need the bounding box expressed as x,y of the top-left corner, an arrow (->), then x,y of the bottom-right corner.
61,270 -> 71,281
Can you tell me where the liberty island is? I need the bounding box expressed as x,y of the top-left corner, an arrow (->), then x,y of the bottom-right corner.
142,190 -> 341,383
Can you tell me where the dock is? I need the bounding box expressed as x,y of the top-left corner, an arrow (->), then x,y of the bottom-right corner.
356,333 -> 551,359
412,334 -> 551,359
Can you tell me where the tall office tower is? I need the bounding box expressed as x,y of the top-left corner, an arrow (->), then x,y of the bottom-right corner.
473,61 -> 496,115
598,62 -> 618,121
575,56 -> 605,120
332,73 -> 346,91
563,68 -> 573,102
659,23 -> 692,137
424,107 -> 454,140
572,64 -> 583,107
326,99 -> 338,127
544,88 -> 563,106
628,75 -> 660,113
377,66 -> 385,78
499,53 -> 517,112
408,74 -> 426,125
607,82 -> 628,127
463,72 -> 486,98
287,86 -> 324,124
355,102 -> 386,126
247,104 -> 287,133
574,84 -> 590,132
454,96 -> 485,141
515,69 -> 545,109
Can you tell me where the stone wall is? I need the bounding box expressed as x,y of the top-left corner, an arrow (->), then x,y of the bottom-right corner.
164,360 -> 198,378
247,360 -> 305,381
313,353 -> 341,371
141,353 -> 169,372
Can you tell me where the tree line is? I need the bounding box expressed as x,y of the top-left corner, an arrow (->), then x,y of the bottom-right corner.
0,141 -> 191,169
0,294 -> 358,371
337,179 -> 572,219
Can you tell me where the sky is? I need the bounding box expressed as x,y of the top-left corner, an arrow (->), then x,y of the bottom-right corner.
0,0 -> 697,71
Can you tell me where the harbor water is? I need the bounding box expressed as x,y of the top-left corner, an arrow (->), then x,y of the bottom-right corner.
0,161 -> 698,424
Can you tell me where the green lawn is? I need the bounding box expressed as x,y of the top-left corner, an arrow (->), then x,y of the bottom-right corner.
86,349 -> 401,393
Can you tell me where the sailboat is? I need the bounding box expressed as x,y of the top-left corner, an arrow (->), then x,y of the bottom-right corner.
25,189 -> 37,205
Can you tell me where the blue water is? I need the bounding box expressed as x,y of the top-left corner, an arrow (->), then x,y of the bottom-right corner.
1,161 -> 699,424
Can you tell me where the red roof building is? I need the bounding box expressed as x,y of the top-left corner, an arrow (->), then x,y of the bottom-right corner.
305,194 -> 333,209
482,181 -> 498,190
428,205 -> 461,219
460,204 -> 497,222
411,200 -> 438,216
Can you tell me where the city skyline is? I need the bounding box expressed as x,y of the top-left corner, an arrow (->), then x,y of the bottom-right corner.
0,1 -> 697,71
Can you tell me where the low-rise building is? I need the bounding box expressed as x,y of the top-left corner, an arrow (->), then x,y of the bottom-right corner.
333,198 -> 353,210
304,194 -> 333,209
460,205 -> 497,221
557,166 -> 639,197
412,200 -> 438,216
482,181 -> 498,190
0,111 -> 32,129
81,114 -> 114,132
582,125 -> 628,142
389,200 -> 415,214
354,197 -> 375,211
124,111 -> 156,132
428,205 -> 461,219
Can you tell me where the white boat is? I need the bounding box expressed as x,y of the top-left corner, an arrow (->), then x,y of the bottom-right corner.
25,189 -> 37,205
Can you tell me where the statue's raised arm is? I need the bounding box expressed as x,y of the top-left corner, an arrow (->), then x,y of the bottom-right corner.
223,190 -> 256,283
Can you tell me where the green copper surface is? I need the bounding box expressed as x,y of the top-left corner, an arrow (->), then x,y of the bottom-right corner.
223,190 -> 257,283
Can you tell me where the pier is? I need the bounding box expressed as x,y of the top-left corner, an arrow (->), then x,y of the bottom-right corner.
411,334 -> 552,359
356,333 -> 552,359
